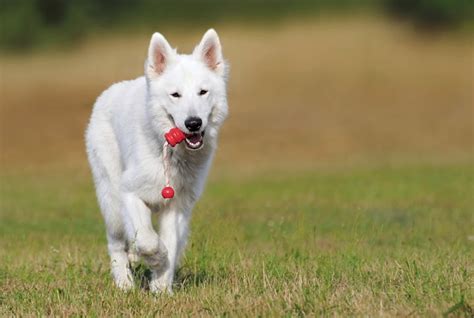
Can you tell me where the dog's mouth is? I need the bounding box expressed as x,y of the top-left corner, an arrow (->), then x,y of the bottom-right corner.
184,131 -> 205,150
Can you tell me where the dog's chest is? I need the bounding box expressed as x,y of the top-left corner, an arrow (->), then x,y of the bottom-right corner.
138,148 -> 210,208
168,151 -> 206,193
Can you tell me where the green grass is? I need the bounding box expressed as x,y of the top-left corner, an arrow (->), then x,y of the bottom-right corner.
0,164 -> 473,316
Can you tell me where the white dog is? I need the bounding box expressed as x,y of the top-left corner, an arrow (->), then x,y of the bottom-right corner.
85,29 -> 228,293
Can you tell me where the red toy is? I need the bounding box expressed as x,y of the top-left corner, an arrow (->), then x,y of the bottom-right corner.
161,186 -> 175,199
161,127 -> 186,199
164,127 -> 186,147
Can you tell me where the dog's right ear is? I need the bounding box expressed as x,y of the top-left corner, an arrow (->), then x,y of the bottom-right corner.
146,32 -> 174,78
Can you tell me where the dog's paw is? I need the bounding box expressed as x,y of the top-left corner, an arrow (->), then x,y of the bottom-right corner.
135,232 -> 169,269
114,274 -> 135,291
135,232 -> 167,257
149,278 -> 173,295
143,249 -> 169,269
112,263 -> 135,291
127,250 -> 140,266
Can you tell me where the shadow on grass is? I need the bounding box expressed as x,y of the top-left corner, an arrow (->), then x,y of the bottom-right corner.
130,263 -> 212,292
175,267 -> 213,291
131,263 -> 152,290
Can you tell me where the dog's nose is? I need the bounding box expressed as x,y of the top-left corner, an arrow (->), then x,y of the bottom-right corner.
184,116 -> 202,132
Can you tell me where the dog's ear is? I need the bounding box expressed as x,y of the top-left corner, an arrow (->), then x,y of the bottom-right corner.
194,29 -> 226,77
146,32 -> 174,78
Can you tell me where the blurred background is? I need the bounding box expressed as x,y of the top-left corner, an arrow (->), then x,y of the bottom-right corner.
0,0 -> 473,175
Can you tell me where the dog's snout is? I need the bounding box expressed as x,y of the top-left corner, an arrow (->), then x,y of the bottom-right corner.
184,117 -> 202,132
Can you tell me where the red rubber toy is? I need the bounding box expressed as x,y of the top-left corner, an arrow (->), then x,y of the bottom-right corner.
161,186 -> 175,199
165,127 -> 186,147
162,128 -> 185,199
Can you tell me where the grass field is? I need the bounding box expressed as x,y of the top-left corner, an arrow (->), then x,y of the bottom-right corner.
0,16 -> 473,316
0,164 -> 473,316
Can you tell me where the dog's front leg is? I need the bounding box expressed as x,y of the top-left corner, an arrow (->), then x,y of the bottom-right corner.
122,193 -> 169,273
149,207 -> 190,294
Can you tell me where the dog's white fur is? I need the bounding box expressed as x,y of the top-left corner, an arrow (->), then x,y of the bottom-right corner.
85,29 -> 228,293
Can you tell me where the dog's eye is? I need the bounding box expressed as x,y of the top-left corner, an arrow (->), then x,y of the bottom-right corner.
170,92 -> 181,98
198,89 -> 208,96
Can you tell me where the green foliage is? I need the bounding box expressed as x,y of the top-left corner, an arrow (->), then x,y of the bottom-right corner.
1,0 -> 471,51
0,0 -> 91,50
383,0 -> 474,28
0,0 -> 368,51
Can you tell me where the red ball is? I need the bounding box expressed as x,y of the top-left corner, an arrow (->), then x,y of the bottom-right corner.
165,128 -> 186,147
161,186 -> 175,199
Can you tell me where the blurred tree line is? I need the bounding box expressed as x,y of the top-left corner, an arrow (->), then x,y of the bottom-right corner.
0,0 -> 472,51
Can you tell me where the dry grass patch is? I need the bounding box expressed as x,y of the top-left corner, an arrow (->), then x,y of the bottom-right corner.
1,16 -> 472,170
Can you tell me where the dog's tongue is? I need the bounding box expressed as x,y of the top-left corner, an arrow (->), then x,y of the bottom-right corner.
186,133 -> 202,143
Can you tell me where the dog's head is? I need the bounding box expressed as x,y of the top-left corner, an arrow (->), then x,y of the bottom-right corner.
145,29 -> 228,150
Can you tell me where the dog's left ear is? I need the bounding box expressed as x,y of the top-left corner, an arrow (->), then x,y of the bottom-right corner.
194,29 -> 226,77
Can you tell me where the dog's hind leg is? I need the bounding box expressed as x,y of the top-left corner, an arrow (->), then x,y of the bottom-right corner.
94,174 -> 135,290
107,233 -> 134,290
87,126 -> 134,290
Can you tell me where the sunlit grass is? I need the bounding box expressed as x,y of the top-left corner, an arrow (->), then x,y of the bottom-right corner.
1,164 -> 472,316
